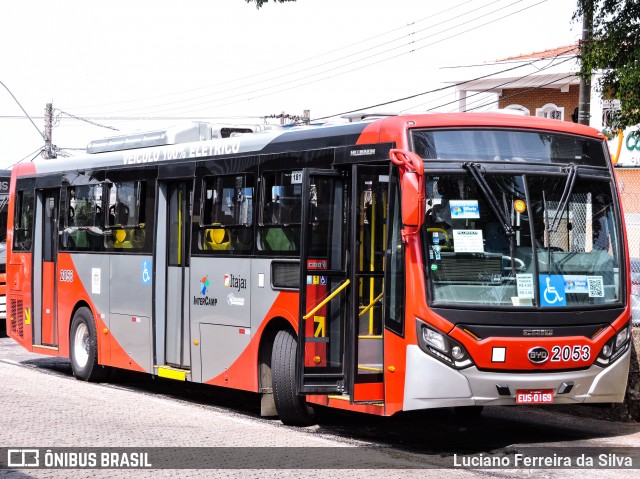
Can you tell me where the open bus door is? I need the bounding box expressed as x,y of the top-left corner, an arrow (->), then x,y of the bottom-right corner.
297,170 -> 349,394
297,167 -> 387,404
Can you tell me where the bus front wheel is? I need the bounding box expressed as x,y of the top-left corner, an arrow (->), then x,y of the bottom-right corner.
69,307 -> 109,382
272,329 -> 315,426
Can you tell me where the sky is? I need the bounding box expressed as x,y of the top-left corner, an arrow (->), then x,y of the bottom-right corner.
0,0 -> 582,169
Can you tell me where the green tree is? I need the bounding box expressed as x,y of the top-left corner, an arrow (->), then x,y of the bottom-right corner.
245,0 -> 296,8
576,0 -> 640,131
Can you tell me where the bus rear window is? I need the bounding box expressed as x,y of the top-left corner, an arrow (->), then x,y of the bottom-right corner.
412,129 -> 608,167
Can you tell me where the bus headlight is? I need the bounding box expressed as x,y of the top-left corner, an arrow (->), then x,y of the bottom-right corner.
615,325 -> 631,349
423,327 -> 448,352
596,322 -> 632,367
416,319 -> 473,370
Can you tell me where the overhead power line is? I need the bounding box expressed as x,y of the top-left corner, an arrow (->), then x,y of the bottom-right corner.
311,47 -> 574,121
0,80 -> 46,141
64,0 -> 548,119
55,109 -> 120,131
64,0 -> 482,114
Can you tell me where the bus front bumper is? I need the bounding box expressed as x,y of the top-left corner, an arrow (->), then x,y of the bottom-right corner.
402,344 -> 631,411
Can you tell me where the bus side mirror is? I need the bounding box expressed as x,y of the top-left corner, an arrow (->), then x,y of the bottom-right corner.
401,170 -> 425,228
390,149 -> 425,232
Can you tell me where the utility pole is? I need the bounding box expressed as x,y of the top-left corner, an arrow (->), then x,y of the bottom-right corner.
578,0 -> 594,125
43,102 -> 56,159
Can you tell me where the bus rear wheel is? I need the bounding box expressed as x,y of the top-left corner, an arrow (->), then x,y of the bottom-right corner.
69,307 -> 109,382
272,329 -> 315,426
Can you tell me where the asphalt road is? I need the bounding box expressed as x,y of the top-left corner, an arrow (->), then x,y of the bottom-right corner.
1,336 -> 640,478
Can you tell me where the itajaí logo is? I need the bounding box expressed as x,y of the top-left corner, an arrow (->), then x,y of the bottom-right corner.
224,273 -> 247,291
194,275 -> 217,306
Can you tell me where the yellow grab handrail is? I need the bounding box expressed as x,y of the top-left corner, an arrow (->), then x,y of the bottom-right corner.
303,279 -> 351,320
358,291 -> 384,319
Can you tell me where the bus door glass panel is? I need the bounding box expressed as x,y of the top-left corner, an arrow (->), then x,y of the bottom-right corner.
353,166 -> 387,400
41,190 -> 58,346
13,189 -> 34,252
165,182 -> 192,368
298,171 -> 348,394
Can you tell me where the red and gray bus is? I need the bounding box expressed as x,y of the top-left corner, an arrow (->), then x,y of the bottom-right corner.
5,113 -> 632,424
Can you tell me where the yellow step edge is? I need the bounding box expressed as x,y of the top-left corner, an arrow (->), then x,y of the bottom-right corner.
357,335 -> 383,340
156,366 -> 189,381
327,395 -> 384,407
327,394 -> 350,401
357,365 -> 384,373
33,344 -> 59,351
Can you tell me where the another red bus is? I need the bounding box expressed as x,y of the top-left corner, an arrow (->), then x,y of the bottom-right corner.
0,171 -> 11,334
6,113 -> 632,425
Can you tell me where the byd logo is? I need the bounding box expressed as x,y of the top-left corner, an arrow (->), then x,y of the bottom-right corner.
528,347 -> 549,364
626,134 -> 640,151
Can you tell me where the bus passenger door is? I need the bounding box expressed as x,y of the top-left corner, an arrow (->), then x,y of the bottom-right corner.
351,166 -> 387,402
297,170 -> 349,394
33,189 -> 59,347
156,181 -> 192,371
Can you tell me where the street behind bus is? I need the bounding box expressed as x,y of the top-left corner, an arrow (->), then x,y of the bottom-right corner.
1,336 -> 639,478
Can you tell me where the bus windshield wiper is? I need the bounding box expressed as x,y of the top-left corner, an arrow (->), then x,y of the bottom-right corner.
463,162 -> 514,237
547,164 -> 578,233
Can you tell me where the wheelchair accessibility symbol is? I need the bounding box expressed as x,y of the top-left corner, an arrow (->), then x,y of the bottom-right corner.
141,260 -> 152,285
539,275 -> 566,307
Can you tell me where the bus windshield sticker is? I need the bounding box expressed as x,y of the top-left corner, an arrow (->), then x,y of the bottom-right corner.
511,297 -> 533,306
516,274 -> 535,298
539,274 -> 567,307
449,200 -> 480,219
452,229 -> 484,253
587,276 -> 605,298
563,275 -> 589,294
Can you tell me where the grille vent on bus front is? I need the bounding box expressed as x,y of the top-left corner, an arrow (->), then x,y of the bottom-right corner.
271,261 -> 300,289
431,253 -> 502,283
9,299 -> 24,338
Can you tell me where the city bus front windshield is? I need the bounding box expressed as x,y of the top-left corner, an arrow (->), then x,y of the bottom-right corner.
423,173 -> 621,309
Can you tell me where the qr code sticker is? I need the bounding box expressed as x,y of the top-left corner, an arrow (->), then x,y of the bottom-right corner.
587,276 -> 604,297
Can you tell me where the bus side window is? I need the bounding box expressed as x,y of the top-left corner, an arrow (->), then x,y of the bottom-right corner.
104,179 -> 149,253
199,175 -> 253,254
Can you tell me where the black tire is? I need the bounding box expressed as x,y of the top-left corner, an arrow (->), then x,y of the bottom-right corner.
272,329 -> 315,426
69,307 -> 109,382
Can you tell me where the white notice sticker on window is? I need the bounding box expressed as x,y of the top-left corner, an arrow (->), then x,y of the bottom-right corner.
452,229 -> 484,253
516,274 -> 535,299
